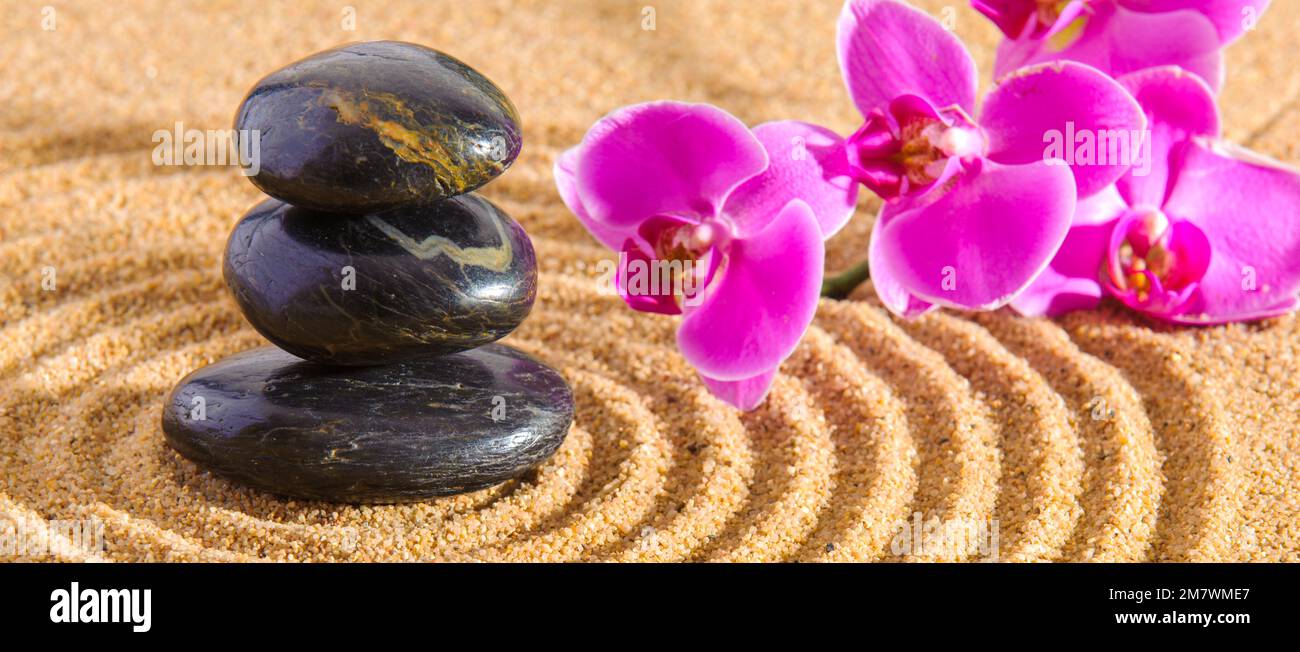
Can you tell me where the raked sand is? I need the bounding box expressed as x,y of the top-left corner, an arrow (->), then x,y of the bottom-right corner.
1,0 -> 1298,561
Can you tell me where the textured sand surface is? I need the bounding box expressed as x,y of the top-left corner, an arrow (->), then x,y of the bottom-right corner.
1,0 -> 1298,562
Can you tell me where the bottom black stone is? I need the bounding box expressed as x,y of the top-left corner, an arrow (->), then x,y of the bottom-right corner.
161,343 -> 573,503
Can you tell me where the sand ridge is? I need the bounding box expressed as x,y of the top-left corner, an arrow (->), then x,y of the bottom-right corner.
1,0 -> 1298,561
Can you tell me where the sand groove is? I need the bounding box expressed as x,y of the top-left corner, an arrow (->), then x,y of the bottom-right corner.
1066,320 -> 1249,561
971,313 -> 1163,561
815,300 -> 1001,561
897,312 -> 1083,562
784,326 -> 915,562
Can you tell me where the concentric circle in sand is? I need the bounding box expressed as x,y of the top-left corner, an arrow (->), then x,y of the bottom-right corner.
3,145 -> 1296,561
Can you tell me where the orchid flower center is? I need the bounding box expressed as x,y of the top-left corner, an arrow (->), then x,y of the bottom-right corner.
1035,0 -> 1072,29
976,0 -> 1100,43
1040,0 -> 1100,51
899,120 -> 962,184
1103,207 -> 1210,314
1110,210 -> 1173,302
651,217 -> 727,264
624,215 -> 731,311
847,98 -> 985,201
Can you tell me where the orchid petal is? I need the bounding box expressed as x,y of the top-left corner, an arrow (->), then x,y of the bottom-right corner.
1115,67 -> 1220,208
1119,0 -> 1271,44
555,148 -> 639,250
1072,180 -> 1130,227
837,0 -> 978,117
698,368 -> 779,411
982,61 -> 1147,198
1011,185 -> 1127,317
874,160 -> 1076,310
868,208 -> 937,318
724,120 -> 860,239
994,4 -> 1225,92
1163,139 -> 1300,323
574,101 -> 768,227
1009,223 -> 1111,317
678,200 -> 823,381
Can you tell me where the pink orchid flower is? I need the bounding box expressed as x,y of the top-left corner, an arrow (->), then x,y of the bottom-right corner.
1013,67 -> 1300,324
555,101 -> 859,410
837,0 -> 1145,317
974,0 -> 1271,92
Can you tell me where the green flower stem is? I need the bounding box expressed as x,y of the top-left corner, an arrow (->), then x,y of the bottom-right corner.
820,258 -> 871,300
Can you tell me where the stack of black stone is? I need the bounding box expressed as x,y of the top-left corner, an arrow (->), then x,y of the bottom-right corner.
162,41 -> 573,503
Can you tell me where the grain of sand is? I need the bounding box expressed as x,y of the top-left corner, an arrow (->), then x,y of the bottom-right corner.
1,0 -> 1298,561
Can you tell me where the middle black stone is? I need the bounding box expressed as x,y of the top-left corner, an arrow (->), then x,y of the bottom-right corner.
223,193 -> 537,366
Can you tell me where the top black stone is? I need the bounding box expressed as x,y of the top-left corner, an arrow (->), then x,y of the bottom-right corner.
234,40 -> 523,212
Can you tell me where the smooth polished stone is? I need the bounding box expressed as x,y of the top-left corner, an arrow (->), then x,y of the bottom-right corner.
234,40 -> 522,212
161,344 -> 574,503
223,193 -> 537,366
